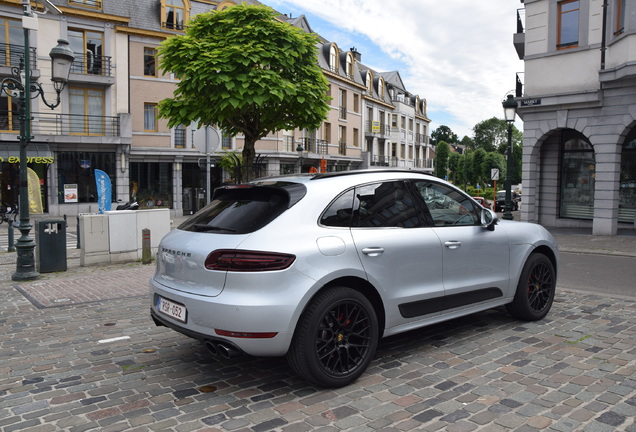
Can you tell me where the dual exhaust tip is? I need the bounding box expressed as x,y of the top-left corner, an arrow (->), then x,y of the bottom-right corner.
204,340 -> 240,359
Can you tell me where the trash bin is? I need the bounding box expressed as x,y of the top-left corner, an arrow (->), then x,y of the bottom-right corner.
35,219 -> 67,273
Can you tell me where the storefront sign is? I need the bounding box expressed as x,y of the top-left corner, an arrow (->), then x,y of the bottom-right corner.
0,156 -> 54,164
64,184 -> 78,203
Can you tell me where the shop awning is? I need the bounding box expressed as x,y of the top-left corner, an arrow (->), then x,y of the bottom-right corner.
0,143 -> 53,161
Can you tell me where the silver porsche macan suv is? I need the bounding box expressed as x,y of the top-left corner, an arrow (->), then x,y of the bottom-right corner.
150,169 -> 558,387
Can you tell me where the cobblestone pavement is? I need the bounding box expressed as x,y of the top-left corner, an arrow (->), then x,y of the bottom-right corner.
0,221 -> 635,431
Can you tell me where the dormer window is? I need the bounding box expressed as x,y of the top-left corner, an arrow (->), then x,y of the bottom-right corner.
329,44 -> 338,73
345,52 -> 353,79
162,0 -> 189,31
366,71 -> 373,95
378,77 -> 385,99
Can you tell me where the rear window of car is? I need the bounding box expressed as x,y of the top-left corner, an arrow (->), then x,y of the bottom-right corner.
178,183 -> 306,234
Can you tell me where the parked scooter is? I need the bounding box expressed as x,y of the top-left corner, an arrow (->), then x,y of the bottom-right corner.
116,201 -> 140,210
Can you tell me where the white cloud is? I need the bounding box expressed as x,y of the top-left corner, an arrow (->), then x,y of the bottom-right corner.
267,0 -> 524,138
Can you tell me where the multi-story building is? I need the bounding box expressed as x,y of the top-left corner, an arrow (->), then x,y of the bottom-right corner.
0,0 -> 431,218
0,0 -> 131,216
514,0 -> 636,235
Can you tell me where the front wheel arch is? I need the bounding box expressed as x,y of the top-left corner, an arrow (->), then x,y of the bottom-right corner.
506,252 -> 556,321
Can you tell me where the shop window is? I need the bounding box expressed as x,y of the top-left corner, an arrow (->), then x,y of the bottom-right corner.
557,0 -> 579,49
619,129 -> 636,223
57,152 -> 115,204
559,131 -> 595,220
69,87 -> 105,135
144,48 -> 156,77
162,0 -> 188,30
144,103 -> 158,132
130,162 -> 173,208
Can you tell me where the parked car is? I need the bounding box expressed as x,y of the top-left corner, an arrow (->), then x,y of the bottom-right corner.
496,190 -> 520,211
150,169 -> 558,387
472,196 -> 492,209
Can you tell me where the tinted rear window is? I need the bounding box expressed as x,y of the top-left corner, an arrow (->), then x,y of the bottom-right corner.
178,184 -> 305,234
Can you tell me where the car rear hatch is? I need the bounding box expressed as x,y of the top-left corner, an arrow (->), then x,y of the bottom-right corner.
153,182 -> 306,297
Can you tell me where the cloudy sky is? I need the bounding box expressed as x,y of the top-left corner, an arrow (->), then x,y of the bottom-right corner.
266,0 -> 524,139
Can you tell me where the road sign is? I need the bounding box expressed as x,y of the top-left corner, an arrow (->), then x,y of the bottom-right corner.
193,127 -> 221,154
491,168 -> 500,181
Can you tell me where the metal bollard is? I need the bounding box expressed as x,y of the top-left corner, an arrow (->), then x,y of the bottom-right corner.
76,215 -> 81,249
141,228 -> 152,264
7,221 -> 16,252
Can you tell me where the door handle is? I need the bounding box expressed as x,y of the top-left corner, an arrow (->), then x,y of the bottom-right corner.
362,247 -> 385,256
444,241 -> 461,249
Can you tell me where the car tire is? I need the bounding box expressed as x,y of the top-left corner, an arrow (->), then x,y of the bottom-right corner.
506,253 -> 556,321
287,286 -> 379,388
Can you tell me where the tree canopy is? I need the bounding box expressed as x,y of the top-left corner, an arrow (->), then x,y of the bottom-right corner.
157,4 -> 331,181
435,141 -> 450,179
431,125 -> 458,146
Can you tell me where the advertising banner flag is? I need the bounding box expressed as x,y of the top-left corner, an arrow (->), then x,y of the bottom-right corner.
27,168 -> 43,214
95,169 -> 112,213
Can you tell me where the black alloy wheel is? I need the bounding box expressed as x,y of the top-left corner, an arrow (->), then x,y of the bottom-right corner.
506,253 -> 556,321
287,286 -> 379,387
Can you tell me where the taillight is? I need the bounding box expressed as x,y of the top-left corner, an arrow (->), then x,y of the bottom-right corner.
204,249 -> 296,272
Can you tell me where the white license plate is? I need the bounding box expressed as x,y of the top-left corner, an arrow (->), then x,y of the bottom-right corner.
157,297 -> 187,323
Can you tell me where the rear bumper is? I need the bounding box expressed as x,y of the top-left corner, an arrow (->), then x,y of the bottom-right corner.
150,277 -> 304,357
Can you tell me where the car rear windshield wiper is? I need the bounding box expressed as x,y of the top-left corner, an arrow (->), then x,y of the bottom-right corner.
192,224 -> 236,233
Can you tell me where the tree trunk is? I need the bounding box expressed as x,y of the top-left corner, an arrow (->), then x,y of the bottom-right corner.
242,135 -> 257,182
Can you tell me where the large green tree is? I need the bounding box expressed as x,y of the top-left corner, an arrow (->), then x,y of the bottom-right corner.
157,4 -> 331,181
431,125 -> 459,146
473,117 -> 512,152
435,141 -> 450,179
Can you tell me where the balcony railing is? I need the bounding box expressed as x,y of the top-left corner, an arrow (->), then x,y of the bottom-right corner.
339,106 -> 347,120
392,94 -> 415,107
297,138 -> 328,154
416,133 -> 430,144
365,121 -> 391,135
0,111 -> 120,136
338,141 -> 347,155
415,158 -> 434,169
0,44 -> 37,70
70,52 -> 112,76
370,155 -> 389,166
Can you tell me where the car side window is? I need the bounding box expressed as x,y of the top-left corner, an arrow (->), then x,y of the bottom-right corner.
320,189 -> 355,227
353,181 -> 423,228
414,181 -> 480,227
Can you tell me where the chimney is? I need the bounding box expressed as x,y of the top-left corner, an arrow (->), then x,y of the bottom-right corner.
350,46 -> 361,61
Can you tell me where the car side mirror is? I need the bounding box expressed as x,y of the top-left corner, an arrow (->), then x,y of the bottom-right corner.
481,208 -> 498,231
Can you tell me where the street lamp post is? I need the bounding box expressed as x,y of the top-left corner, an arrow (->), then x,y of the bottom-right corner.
296,143 -> 304,173
502,94 -> 518,221
1,4 -> 74,281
